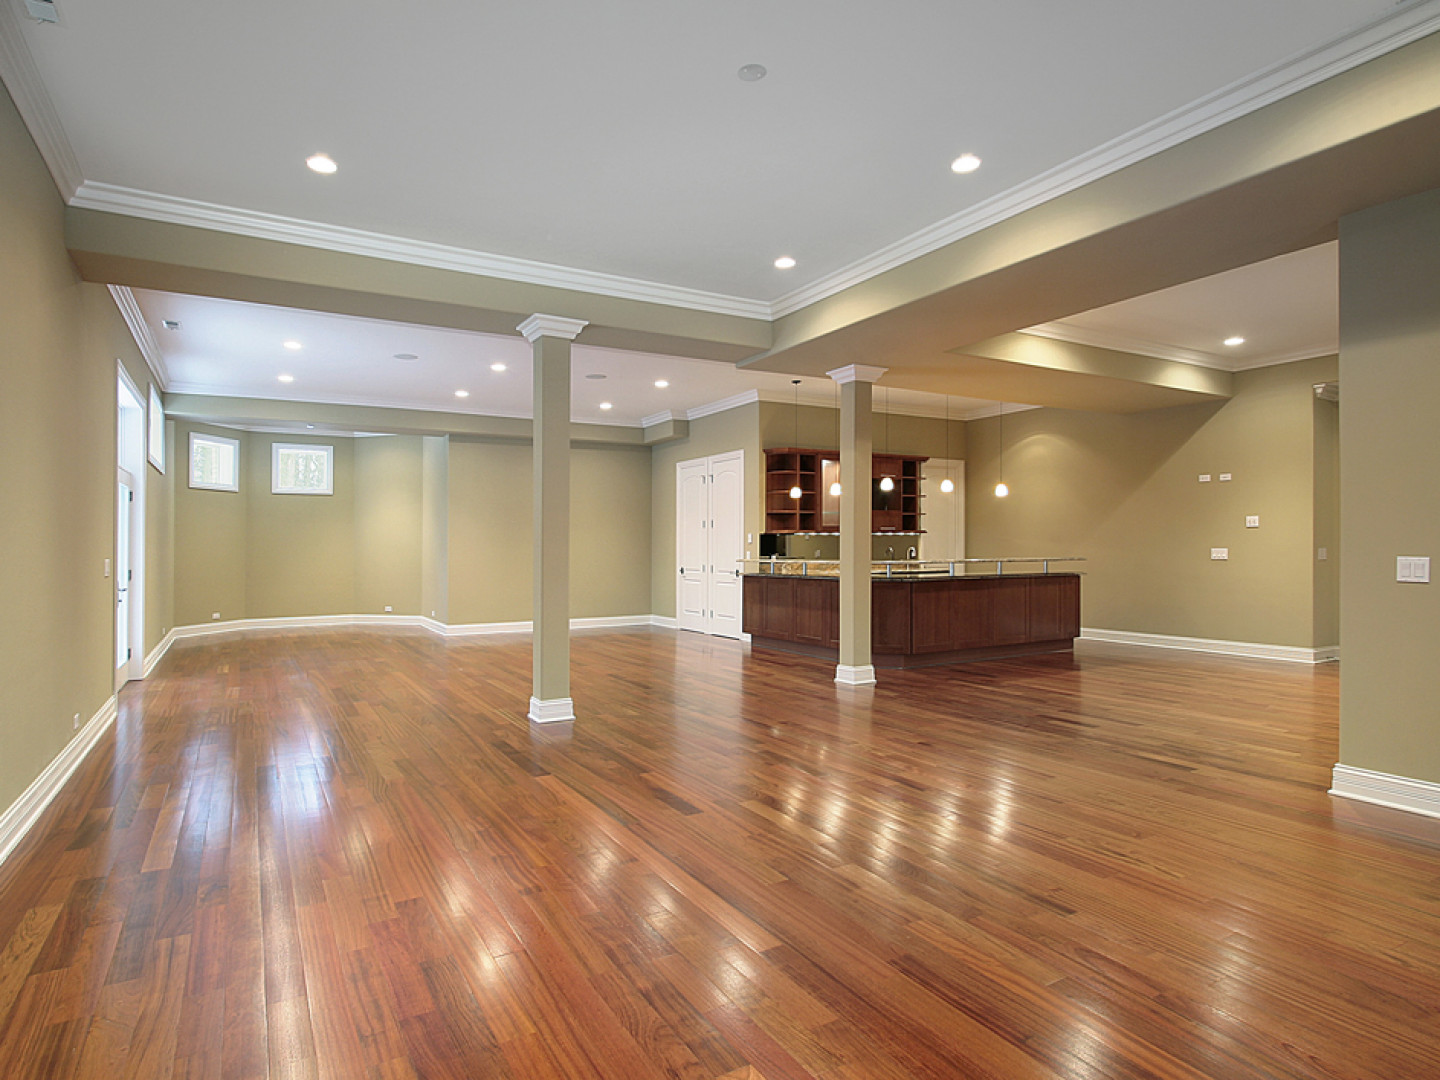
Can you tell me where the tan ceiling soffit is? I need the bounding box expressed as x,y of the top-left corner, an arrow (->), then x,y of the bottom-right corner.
66,211 -> 771,365
164,394 -> 647,447
745,30 -> 1440,381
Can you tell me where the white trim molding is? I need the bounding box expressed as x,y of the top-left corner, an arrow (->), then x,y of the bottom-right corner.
108,286 -> 171,390
0,0 -> 83,198
827,364 -> 888,386
1330,765 -> 1440,820
0,695 -> 118,868
528,697 -> 576,724
834,664 -> 877,686
517,314 -> 589,343
1080,627 -> 1338,665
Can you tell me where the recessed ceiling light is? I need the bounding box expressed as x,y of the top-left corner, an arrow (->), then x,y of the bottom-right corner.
737,64 -> 767,82
393,352 -> 419,361
306,424 -> 316,430
306,153 -> 337,175
599,402 -> 613,410
951,153 -> 982,174
490,362 -> 507,372
585,373 -> 607,380
1223,335 -> 1246,347
654,379 -> 669,388
278,374 -> 295,383
454,389 -> 469,398
161,320 -> 181,331
283,340 -> 302,350
774,256 -> 796,270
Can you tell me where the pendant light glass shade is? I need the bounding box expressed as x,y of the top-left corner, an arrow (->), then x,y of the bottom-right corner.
940,477 -> 954,493
994,481 -> 1009,498
789,484 -> 803,499
879,475 -> 895,492
829,481 -> 842,497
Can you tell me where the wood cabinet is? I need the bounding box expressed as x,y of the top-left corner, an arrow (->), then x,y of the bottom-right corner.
765,448 -> 926,534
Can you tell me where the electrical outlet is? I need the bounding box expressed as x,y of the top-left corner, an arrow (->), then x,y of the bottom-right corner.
430,610 -> 436,618
1219,473 -> 1233,482
211,612 -> 221,620
1318,548 -> 1328,561
1198,474 -> 1211,483
1211,548 -> 1229,560
1245,516 -> 1259,528
1397,556 -> 1431,583
384,605 -> 393,613
72,712 -> 80,731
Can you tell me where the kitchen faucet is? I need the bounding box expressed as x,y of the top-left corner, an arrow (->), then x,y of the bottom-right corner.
907,546 -> 917,559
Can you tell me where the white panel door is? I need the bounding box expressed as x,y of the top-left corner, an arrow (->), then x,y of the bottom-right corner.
707,450 -> 745,639
115,473 -> 134,686
921,459 -> 965,562
676,458 -> 709,633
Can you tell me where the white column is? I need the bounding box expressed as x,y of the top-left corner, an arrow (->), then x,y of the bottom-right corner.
519,313 -> 588,723
828,364 -> 887,686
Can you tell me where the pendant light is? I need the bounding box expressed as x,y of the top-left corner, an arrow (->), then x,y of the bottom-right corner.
878,387 -> 895,492
994,403 -> 1009,498
789,379 -> 803,499
829,379 -> 842,497
939,394 -> 955,493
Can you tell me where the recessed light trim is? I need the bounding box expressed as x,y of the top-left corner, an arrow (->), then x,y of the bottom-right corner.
454,389 -> 469,398
490,362 -> 507,372
283,340 -> 302,351
306,153 -> 337,175
774,256 -> 797,270
1223,335 -> 1246,347
654,380 -> 669,388
599,402 -> 613,410
951,153 -> 982,174
278,374 -> 295,383
737,64 -> 767,82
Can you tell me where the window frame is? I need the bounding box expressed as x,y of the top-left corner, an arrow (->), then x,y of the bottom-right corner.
188,431 -> 240,492
271,442 -> 334,496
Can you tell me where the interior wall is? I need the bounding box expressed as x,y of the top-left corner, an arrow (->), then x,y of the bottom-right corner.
757,401 -> 968,463
1313,396 -> 1340,649
966,355 -> 1337,648
1338,187 -> 1440,785
355,436 -> 423,616
421,435 -> 449,622
650,403 -> 762,619
0,81 -> 125,813
447,438 -> 533,624
573,446 -> 651,618
172,421 -> 250,625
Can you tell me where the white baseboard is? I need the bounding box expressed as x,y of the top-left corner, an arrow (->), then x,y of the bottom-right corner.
834,664 -> 877,686
143,627 -> 178,676
1330,764 -> 1440,820
528,696 -> 576,724
1080,627 -> 1338,665
651,615 -> 679,629
0,696 -> 118,868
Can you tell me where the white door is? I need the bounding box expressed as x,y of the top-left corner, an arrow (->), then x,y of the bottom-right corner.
116,472 -> 134,686
921,458 -> 965,563
675,450 -> 746,638
676,458 -> 709,633
707,451 -> 745,639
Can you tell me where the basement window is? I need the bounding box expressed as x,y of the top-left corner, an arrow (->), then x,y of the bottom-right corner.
272,443 -> 333,495
189,432 -> 239,491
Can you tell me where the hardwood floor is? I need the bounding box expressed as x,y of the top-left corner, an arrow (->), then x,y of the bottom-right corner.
0,627 -> 1437,1079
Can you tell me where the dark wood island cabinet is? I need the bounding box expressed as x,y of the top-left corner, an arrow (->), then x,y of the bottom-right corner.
743,572 -> 1080,667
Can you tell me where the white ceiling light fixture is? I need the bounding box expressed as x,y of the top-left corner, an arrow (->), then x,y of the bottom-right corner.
737,64 -> 767,82
305,153 -> 338,175
654,379 -> 669,388
940,394 -> 955,493
600,401 -> 613,410
950,153 -> 982,174
774,256 -> 796,270
283,340 -> 302,350
278,373 -> 294,383
1223,335 -> 1246,346
490,362 -> 507,372
879,388 -> 895,492
454,389 -> 469,398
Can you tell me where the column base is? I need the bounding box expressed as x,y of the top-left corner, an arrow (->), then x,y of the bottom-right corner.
834,664 -> 877,686
528,696 -> 576,723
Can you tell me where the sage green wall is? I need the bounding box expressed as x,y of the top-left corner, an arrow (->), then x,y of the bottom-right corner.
172,421 -> 249,625
447,439 -> 533,624
966,356 -> 1337,648
355,436 -> 423,616
573,446 -> 652,618
1338,188 -> 1440,784
421,435 -> 449,622
650,403 -> 762,618
0,81 -> 127,812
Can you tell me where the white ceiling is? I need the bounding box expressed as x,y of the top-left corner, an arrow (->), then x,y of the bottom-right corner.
10,0 -> 1408,306
134,289 -> 1004,425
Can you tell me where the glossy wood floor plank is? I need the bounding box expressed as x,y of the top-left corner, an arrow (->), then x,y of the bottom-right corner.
1,628 -> 1438,1079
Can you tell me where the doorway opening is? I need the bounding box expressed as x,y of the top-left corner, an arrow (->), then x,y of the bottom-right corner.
117,367 -> 146,689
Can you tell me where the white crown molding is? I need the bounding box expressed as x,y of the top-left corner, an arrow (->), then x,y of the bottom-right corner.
1080,627 -> 1338,664
957,402 -> 1040,421
69,182 -> 773,320
1331,764 -> 1440,820
107,285 -> 169,389
0,1 -> 83,199
0,694 -> 116,869
517,313 -> 588,343
1023,322 -> 1337,373
827,364 -> 888,385
768,0 -> 1440,319
641,409 -> 679,428
687,389 -> 760,421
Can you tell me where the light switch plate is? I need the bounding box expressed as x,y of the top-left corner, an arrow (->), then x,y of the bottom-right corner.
1397,556 -> 1431,583
1211,548 -> 1229,560
1199,474 -> 1212,483
1245,516 -> 1259,528
1318,547 -> 1328,561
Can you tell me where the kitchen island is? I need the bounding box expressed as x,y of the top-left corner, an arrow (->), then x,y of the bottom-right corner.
742,560 -> 1081,668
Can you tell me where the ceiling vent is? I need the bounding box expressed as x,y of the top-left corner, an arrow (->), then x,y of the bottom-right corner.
24,0 -> 59,24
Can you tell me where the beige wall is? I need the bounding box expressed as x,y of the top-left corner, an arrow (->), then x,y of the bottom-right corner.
172,421 -> 249,625
758,401 -> 967,462
650,403 -> 761,618
355,436 -> 423,616
0,81 -> 147,811
447,438 -> 533,624
420,435 -> 449,622
1338,188 -> 1440,784
966,356 -> 1337,648
573,446 -> 652,618
1312,397 -> 1340,649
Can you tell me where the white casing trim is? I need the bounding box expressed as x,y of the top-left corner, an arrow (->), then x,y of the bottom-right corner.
528,697 -> 576,724
0,695 -> 118,868
834,664 -> 877,686
1330,765 -> 1440,820
1080,627 -> 1338,664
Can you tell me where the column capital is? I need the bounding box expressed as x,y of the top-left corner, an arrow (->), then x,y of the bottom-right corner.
827,364 -> 888,385
518,314 -> 589,343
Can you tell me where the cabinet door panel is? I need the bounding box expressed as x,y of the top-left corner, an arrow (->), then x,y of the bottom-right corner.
872,582 -> 912,653
793,578 -> 830,645
993,578 -> 1030,645
951,582 -> 996,649
911,582 -> 955,653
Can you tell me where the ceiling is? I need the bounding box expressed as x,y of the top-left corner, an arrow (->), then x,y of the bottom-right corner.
3,1 -> 1414,419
